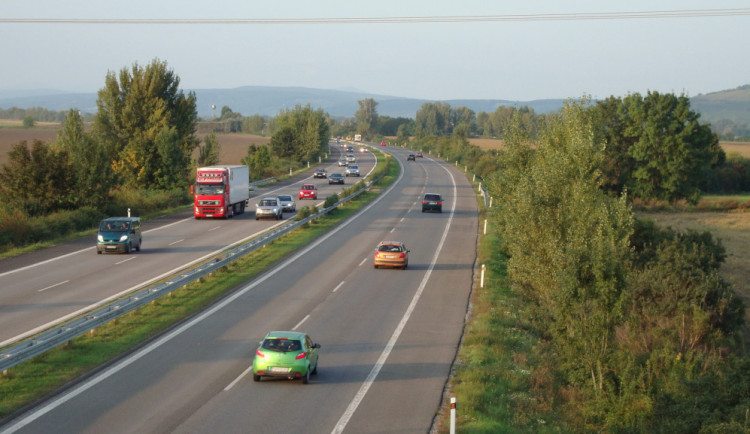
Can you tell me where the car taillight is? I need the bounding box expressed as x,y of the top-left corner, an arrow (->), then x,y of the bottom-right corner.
295,352 -> 307,360
399,253 -> 405,258
437,202 -> 442,205
256,349 -> 265,358
422,201 -> 428,204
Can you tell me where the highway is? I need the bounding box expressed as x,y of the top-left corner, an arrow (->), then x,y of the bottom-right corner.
0,145 -> 478,433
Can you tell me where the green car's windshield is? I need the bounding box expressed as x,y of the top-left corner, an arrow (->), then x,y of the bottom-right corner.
262,339 -> 302,353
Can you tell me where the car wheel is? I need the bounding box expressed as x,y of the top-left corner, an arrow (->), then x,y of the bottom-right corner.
97,250 -> 102,255
312,362 -> 318,375
402,263 -> 407,270
255,216 -> 259,220
136,240 -> 141,252
253,374 -> 261,382
302,370 -> 310,384
125,243 -> 131,254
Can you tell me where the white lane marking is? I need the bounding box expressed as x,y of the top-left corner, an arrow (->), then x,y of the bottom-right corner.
293,315 -> 310,330
224,365 -> 254,391
38,280 -> 69,293
3,160 -> 405,433
332,281 -> 345,293
208,226 -> 221,232
169,239 -> 184,246
115,257 -> 136,265
0,217 -> 194,278
331,162 -> 458,434
358,257 -> 368,267
389,227 -> 396,233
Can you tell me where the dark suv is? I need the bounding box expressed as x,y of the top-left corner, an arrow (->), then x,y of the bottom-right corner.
421,193 -> 443,213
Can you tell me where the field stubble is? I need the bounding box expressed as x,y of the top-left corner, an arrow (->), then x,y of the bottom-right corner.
0,121 -> 269,166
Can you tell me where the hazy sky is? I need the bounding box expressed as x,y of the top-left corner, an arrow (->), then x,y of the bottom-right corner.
1,1 -> 748,101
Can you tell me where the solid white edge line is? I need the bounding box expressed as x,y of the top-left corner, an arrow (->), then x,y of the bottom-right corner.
330,159 -> 457,434
2,156 -> 404,434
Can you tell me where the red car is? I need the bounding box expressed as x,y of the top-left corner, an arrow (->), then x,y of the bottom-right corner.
380,142 -> 387,146
299,184 -> 318,200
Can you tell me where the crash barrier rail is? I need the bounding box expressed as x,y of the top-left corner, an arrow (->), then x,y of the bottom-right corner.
0,172 -> 384,372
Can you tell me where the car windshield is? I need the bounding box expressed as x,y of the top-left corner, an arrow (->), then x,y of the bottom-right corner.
259,200 -> 276,206
425,194 -> 441,201
379,244 -> 403,252
303,185 -> 314,190
100,220 -> 129,232
278,195 -> 291,201
262,338 -> 302,353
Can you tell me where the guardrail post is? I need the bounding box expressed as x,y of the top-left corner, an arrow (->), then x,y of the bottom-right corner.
484,219 -> 487,235
480,264 -> 486,288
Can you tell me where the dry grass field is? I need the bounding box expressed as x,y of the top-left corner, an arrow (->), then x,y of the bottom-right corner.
638,209 -> 750,340
0,121 -> 270,166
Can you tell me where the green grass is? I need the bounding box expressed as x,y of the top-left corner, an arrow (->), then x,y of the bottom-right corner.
0,153 -> 396,419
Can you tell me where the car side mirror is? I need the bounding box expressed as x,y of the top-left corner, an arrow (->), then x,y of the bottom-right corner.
313,343 -> 321,349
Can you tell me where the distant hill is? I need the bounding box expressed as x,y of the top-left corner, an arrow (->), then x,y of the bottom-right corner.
690,85 -> 750,124
1,85 -> 749,124
0,86 -> 565,119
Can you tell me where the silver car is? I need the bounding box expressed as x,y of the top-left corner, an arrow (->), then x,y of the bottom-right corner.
277,194 -> 296,212
255,197 -> 283,220
345,164 -> 360,177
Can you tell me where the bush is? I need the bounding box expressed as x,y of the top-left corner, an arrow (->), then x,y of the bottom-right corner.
323,193 -> 339,209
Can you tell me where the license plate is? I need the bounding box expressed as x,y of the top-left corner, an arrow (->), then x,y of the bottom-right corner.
270,367 -> 289,373
384,255 -> 394,258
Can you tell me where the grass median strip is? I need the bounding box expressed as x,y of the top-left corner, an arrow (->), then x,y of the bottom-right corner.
0,153 -> 397,419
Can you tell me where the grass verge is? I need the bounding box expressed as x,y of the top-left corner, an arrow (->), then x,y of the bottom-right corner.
0,151 -> 397,419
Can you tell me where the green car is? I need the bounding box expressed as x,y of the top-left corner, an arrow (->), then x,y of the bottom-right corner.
252,331 -> 321,384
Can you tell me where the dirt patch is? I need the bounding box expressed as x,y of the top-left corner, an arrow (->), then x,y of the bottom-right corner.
469,138 -> 505,150
637,210 -> 750,343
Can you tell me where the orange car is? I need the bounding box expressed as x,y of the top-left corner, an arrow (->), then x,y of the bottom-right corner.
373,241 -> 409,269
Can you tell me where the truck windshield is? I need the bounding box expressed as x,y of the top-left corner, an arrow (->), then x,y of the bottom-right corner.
196,184 -> 224,195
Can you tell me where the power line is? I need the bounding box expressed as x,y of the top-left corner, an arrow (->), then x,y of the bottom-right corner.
2,8 -> 750,24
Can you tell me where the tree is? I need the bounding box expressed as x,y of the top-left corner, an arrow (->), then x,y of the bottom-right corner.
355,98 -> 378,139
0,140 -> 74,215
595,91 -> 724,203
53,109 -> 113,207
197,132 -> 221,166
22,116 -> 34,128
93,58 -> 198,189
488,100 -> 633,393
271,104 -> 329,162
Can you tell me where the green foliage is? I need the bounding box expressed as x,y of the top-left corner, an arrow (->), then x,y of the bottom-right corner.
0,140 -> 75,215
476,105 -> 542,139
241,144 -> 274,180
355,98 -> 378,139
53,109 -> 113,208
594,91 -> 725,203
93,58 -> 198,189
0,205 -> 105,253
323,193 -> 339,208
269,104 -> 329,163
0,106 -> 79,122
197,132 -> 221,167
22,116 -> 34,128
242,114 -> 266,135
294,205 -> 312,221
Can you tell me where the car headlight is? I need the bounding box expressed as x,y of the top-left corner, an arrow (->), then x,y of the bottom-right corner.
98,235 -> 103,242
119,235 -> 128,242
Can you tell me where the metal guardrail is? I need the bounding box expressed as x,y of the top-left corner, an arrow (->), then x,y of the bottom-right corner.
0,173 -> 380,372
